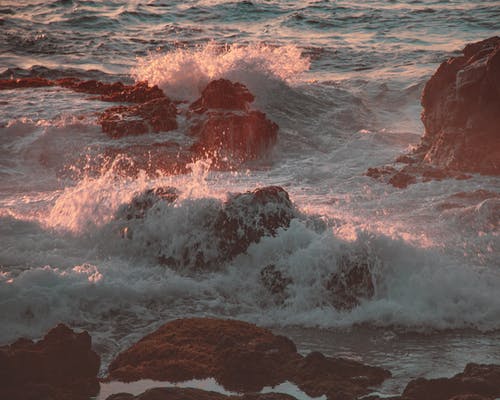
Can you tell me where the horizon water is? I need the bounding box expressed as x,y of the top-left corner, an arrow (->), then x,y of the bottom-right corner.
1,0 -> 500,396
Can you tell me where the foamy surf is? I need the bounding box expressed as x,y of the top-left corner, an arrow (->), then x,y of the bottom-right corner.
132,42 -> 310,101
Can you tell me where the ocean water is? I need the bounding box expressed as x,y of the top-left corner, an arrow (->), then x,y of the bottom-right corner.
1,0 -> 499,395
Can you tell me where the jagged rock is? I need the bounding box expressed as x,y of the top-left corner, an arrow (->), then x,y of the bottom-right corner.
0,324 -> 100,400
215,186 -> 296,260
99,97 -> 178,138
190,79 -> 255,113
402,363 -> 500,400
367,36 -> 500,187
325,253 -> 375,311
117,186 -> 296,269
116,187 -> 178,220
107,317 -> 390,399
189,80 -> 278,162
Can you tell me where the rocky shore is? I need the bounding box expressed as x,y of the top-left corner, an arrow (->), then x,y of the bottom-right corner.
1,319 -> 500,400
367,36 -> 500,188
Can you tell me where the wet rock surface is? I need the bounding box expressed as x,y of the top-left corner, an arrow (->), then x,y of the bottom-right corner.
0,324 -> 100,400
98,97 -> 178,138
106,387 -> 298,400
117,185 -> 296,269
401,363 -> 500,400
189,79 -> 278,163
107,317 -> 391,399
367,36 -> 500,188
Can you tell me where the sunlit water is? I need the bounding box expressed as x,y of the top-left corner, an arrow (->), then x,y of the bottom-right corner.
1,0 -> 499,396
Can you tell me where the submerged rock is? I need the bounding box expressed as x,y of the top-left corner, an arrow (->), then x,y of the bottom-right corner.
0,77 -> 54,89
107,317 -> 390,399
189,79 -> 278,163
0,324 -> 100,400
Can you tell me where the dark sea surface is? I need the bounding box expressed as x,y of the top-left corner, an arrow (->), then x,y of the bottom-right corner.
1,0 -> 499,395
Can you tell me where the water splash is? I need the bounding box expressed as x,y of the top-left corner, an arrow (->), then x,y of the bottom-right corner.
131,42 -> 310,100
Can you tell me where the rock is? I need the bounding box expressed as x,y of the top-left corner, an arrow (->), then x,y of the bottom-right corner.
190,79 -> 255,113
0,324 -> 100,400
260,264 -> 292,302
402,363 -> 500,400
99,97 -> 178,138
189,80 -> 278,163
190,111 -> 278,162
117,186 -> 296,269
56,79 -> 165,102
215,186 -> 296,260
107,318 -> 390,399
325,252 -> 376,311
107,318 -> 299,391
419,36 -> 500,175
367,36 -> 500,188
105,387 -> 298,400
116,186 -> 178,220
0,77 -> 54,89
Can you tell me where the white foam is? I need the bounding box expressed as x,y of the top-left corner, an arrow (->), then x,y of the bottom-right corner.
131,42 -> 310,101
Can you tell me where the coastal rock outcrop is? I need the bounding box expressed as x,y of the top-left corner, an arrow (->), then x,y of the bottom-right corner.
0,324 -> 100,400
402,363 -> 500,400
189,79 -> 278,163
107,317 -> 390,399
367,36 -> 500,188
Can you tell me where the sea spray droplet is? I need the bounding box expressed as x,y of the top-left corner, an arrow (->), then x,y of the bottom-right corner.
131,42 -> 310,101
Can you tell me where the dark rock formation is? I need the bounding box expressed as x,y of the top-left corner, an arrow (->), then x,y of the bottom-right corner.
107,317 -> 390,399
0,324 -> 100,400
116,187 -> 178,220
106,387 -> 298,400
118,186 -> 296,269
99,97 -> 178,138
215,186 -> 296,260
402,363 -> 500,400
189,79 -> 278,163
260,264 -> 292,303
326,253 -> 375,311
367,36 -> 500,188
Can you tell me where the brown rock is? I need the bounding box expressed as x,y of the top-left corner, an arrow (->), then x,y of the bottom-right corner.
402,363 -> 500,400
188,80 -> 278,163
0,324 -> 100,400
107,318 -> 390,399
99,97 -> 178,138
419,36 -> 500,175
0,77 -> 54,89
190,79 -> 255,113
190,111 -> 278,162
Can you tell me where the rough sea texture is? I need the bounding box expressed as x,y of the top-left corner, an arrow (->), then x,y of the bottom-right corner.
1,0 -> 499,395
